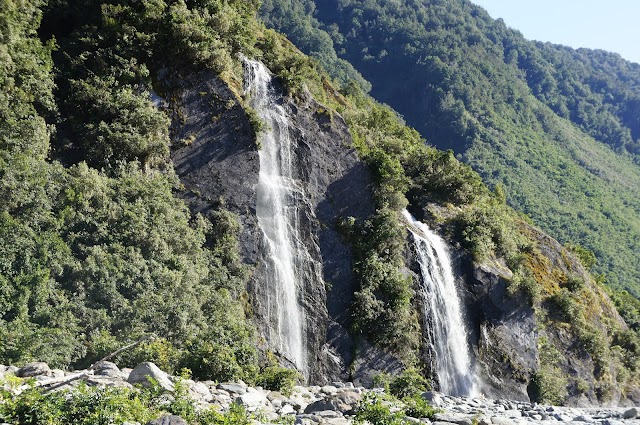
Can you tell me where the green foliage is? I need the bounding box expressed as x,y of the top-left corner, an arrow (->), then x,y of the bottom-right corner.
0,382 -> 157,425
354,391 -> 437,424
260,0 -> 371,92
529,337 -> 568,405
401,394 -> 437,420
255,366 -> 300,395
0,0 -> 55,159
354,392 -> 405,425
0,376 -> 255,425
388,368 -> 429,399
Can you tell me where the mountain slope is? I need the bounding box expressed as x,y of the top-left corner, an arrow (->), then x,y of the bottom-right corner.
259,0 -> 640,296
1,0 -> 639,406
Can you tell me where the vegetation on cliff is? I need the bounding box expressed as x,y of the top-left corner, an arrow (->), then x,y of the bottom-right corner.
259,0 -> 640,298
1,0 -> 638,407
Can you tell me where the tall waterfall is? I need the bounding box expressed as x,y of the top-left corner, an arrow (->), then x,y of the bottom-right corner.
403,210 -> 479,397
244,59 -> 307,372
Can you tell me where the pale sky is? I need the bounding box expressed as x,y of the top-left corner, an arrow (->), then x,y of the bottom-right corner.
471,0 -> 640,64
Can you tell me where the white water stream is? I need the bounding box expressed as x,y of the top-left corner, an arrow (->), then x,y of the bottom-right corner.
244,59 -> 306,372
403,210 -> 479,397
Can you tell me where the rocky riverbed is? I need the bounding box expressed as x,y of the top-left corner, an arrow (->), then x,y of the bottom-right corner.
1,362 -> 639,425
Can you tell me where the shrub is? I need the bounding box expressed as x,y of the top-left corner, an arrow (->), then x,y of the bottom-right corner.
388,368 -> 429,399
354,392 -> 404,425
255,366 -> 300,395
402,394 -> 438,420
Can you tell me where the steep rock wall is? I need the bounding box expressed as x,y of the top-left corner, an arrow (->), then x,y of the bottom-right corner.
167,70 -> 375,383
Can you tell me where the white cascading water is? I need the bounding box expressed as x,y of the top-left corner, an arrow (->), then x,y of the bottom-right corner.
403,210 -> 479,397
244,59 -> 306,372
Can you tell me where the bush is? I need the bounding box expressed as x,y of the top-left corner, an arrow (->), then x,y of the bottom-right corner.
388,368 -> 429,399
354,392 -> 404,425
255,366 -> 300,395
402,394 -> 438,420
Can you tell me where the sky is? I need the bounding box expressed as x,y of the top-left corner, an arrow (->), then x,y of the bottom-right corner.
471,0 -> 640,64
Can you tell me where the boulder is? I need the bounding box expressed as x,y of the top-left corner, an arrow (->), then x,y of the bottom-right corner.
16,362 -> 51,378
489,418 -> 517,425
303,390 -> 361,414
623,408 -> 639,419
422,391 -> 443,407
127,362 -> 174,391
234,389 -> 269,411
146,415 -> 187,425
217,382 -> 247,395
93,361 -> 123,378
433,413 -> 474,425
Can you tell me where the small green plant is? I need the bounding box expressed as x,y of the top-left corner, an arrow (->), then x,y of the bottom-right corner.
244,105 -> 267,139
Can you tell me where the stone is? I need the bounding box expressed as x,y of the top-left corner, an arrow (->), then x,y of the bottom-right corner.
218,382 -> 247,394
623,408 -> 639,419
316,410 -> 342,418
502,410 -> 521,418
433,413 -> 473,425
93,361 -> 123,378
234,390 -> 269,411
16,362 -> 51,377
489,418 -> 517,425
127,362 -> 174,391
280,404 -> 296,415
85,376 -> 133,389
303,390 -> 361,414
51,369 -> 65,378
422,391 -> 443,407
321,385 -> 338,394
145,415 -> 188,425
188,381 -> 212,402
475,415 -> 492,425
572,415 -> 593,422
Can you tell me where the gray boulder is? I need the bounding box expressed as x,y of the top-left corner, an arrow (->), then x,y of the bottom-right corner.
93,361 -> 123,378
623,408 -> 639,419
127,362 -> 174,391
217,382 -> 247,394
146,415 -> 187,425
433,413 -> 474,425
303,390 -> 361,414
16,362 -> 51,377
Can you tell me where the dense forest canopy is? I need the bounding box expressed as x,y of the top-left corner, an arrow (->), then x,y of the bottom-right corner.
260,0 -> 640,296
0,0 -> 261,379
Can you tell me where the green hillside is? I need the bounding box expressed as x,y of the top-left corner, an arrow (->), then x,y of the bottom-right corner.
260,0 -> 640,295
2,0 -> 640,407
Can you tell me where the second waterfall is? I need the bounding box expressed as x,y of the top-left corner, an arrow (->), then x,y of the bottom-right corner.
244,59 -> 307,373
403,210 -> 480,397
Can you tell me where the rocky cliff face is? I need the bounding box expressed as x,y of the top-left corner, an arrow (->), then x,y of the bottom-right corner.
407,203 -> 634,405
167,69 -> 375,384
165,65 -> 634,405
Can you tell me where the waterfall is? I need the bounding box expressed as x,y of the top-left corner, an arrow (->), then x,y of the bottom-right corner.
402,210 -> 479,397
244,59 -> 307,372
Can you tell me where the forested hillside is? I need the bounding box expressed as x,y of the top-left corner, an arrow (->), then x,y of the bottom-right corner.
2,0 -> 640,412
260,0 -> 640,296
